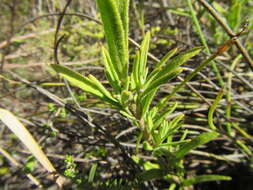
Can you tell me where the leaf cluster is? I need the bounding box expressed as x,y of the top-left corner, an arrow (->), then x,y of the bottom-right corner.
51,0 -> 230,188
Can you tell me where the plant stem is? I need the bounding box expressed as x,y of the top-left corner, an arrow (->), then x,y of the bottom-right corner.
225,55 -> 241,135
208,89 -> 224,130
196,0 -> 253,70
187,0 -> 224,87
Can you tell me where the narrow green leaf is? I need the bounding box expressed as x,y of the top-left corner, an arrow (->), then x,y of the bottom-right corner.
51,64 -> 119,107
155,48 -> 178,69
158,120 -> 169,144
88,163 -> 98,183
180,129 -> 189,142
102,47 -> 121,92
130,73 -> 136,91
168,183 -> 177,190
158,120 -> 170,140
236,139 -> 253,156
157,50 -> 217,110
153,147 -> 175,158
150,106 -> 158,119
142,68 -> 183,98
161,114 -> 184,141
117,0 -> 129,52
119,110 -> 135,120
145,47 -> 202,88
183,175 -> 231,187
208,89 -> 224,130
120,90 -> 132,107
146,113 -> 154,132
104,71 -> 119,94
152,131 -> 161,146
125,75 -> 130,91
157,47 -> 203,79
132,51 -> 141,89
174,131 -> 219,160
158,140 -> 190,148
146,48 -> 177,84
96,0 -> 128,79
52,64 -> 103,98
139,31 -> 151,84
87,74 -> 113,99
86,74 -> 120,107
154,102 -> 178,127
140,87 -> 158,117
143,160 -> 159,171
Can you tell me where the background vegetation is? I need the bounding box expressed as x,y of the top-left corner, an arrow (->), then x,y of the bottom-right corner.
0,0 -> 253,189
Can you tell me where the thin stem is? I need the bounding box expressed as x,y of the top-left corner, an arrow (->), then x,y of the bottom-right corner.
225,55 -> 241,135
187,0 -> 224,87
208,89 -> 224,130
197,0 -> 253,70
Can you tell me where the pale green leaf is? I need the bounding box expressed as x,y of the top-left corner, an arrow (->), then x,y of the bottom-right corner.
0,109 -> 56,173
51,64 -> 119,107
142,68 -> 183,98
132,51 -> 141,89
156,47 -> 202,79
139,31 -> 151,84
161,114 -> 184,141
102,47 -> 121,92
154,102 -> 178,127
145,47 -> 202,89
174,131 -> 219,160
88,163 -> 98,183
96,0 -> 128,79
146,48 -> 177,83
140,87 -> 158,117
117,0 -> 129,55
87,74 -> 114,99
183,175 -> 231,187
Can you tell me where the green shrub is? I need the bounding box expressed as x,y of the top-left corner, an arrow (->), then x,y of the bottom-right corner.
52,0 -> 231,188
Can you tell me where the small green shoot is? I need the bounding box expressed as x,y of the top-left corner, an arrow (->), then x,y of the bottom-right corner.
88,163 -> 98,183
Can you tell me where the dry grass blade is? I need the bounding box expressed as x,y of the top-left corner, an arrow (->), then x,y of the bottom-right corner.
0,108 -> 66,188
